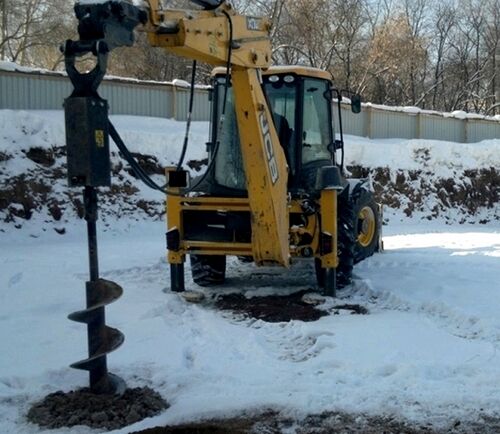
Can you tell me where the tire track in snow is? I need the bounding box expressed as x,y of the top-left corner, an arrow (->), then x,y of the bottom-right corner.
348,276 -> 500,347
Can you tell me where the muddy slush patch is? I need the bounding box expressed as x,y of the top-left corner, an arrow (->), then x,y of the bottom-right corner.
130,410 -> 500,434
215,291 -> 327,322
333,303 -> 369,315
27,387 -> 168,431
215,291 -> 367,322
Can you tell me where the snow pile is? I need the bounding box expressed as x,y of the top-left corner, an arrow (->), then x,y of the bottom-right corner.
0,110 -> 209,236
1,109 -> 499,237
345,135 -> 500,173
0,61 -> 44,74
344,135 -> 499,224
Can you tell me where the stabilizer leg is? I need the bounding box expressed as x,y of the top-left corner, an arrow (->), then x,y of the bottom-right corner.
170,263 -> 185,292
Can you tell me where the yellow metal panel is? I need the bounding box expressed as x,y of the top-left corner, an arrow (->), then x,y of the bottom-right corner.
289,200 -> 303,213
232,68 -> 290,266
263,66 -> 333,82
180,197 -> 250,212
212,66 -> 334,82
146,7 -> 272,69
165,168 -> 184,265
320,189 -> 338,268
185,241 -> 252,256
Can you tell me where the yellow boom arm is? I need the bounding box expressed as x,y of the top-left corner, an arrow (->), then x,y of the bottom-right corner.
142,1 -> 290,265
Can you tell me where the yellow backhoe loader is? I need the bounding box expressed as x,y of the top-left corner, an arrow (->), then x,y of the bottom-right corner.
65,0 -> 382,299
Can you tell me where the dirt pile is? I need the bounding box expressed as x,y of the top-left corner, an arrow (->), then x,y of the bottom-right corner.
0,146 -> 170,232
216,291 -> 327,322
1,144 -> 498,233
130,410 -> 500,434
27,386 -> 168,431
348,164 -> 499,223
214,291 -> 367,322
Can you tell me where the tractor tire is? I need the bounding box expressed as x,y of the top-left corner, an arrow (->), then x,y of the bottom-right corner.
351,185 -> 380,264
190,254 -> 226,286
315,189 -> 355,290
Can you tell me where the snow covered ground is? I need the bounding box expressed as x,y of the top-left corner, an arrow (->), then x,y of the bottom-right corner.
1,109 -> 500,432
0,221 -> 499,433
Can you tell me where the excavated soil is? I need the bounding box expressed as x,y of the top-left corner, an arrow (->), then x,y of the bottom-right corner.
27,387 -> 168,431
1,144 -> 498,232
215,291 -> 367,322
348,165 -> 499,223
130,410 -> 500,434
216,291 -> 327,322
0,147 -> 204,231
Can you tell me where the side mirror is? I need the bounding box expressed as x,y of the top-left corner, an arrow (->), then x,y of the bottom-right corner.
351,94 -> 362,114
323,88 -> 334,101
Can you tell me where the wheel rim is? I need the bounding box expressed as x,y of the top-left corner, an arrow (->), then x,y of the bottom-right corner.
357,206 -> 376,247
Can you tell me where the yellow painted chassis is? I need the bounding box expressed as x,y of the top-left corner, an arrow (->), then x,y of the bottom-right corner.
137,1 -> 341,289
166,186 -> 339,272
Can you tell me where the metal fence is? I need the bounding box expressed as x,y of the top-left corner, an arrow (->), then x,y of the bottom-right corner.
2,67 -> 500,142
0,68 -> 210,121
336,104 -> 500,143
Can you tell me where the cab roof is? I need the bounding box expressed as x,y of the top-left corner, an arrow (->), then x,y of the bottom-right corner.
211,65 -> 333,82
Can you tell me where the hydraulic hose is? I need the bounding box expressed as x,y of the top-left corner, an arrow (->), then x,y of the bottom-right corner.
109,10 -> 234,197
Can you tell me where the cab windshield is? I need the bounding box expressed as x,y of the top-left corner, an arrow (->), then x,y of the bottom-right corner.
211,74 -> 333,191
213,80 -> 245,190
301,78 -> 332,165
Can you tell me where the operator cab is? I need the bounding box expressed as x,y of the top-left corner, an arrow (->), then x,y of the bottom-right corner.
205,66 -> 337,195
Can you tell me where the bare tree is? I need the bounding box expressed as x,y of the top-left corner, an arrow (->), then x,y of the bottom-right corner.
0,0 -> 74,67
362,13 -> 428,105
482,0 -> 500,114
428,3 -> 457,109
2,0 -> 497,115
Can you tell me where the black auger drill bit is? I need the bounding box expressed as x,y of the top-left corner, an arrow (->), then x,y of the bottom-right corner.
62,0 -> 146,395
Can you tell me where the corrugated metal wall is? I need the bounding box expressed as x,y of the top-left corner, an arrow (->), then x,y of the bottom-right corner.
335,104 -> 500,143
0,70 -> 210,121
1,71 -> 72,111
2,69 -> 499,142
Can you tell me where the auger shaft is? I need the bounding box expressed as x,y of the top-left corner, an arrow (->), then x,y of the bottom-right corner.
63,34 -> 125,395
84,186 -> 108,393
85,186 -> 99,282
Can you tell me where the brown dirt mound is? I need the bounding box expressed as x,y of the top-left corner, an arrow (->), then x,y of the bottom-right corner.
215,291 -> 368,322
25,147 -> 56,167
130,410 -> 500,434
215,291 -> 327,322
27,386 -> 168,431
2,145 -> 498,230
348,165 -> 499,222
132,419 -> 254,434
0,146 -> 166,228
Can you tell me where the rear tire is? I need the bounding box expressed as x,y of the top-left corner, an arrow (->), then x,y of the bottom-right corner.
190,254 -> 226,286
351,185 -> 380,264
